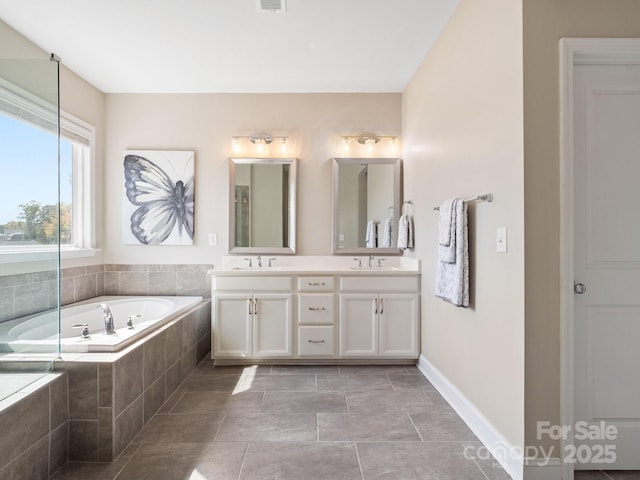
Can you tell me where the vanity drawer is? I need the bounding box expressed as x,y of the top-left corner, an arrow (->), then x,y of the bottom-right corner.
298,326 -> 335,356
214,276 -> 293,291
298,294 -> 334,325
339,276 -> 419,292
298,276 -> 334,292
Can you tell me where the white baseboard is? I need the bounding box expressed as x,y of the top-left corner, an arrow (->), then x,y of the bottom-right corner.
418,355 -> 526,480
523,458 -> 563,480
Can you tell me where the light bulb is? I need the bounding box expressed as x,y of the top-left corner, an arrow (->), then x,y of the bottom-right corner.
232,137 -> 241,153
255,137 -> 266,154
390,137 -> 399,155
280,137 -> 288,154
365,137 -> 375,153
342,137 -> 351,154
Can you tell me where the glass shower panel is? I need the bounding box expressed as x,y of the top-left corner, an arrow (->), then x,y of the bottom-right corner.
0,57 -> 61,401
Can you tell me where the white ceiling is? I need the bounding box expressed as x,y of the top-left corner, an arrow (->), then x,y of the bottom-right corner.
0,0 -> 459,93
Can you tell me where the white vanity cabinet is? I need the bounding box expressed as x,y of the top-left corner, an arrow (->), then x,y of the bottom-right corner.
297,276 -> 336,357
339,276 -> 419,358
213,276 -> 293,359
211,269 -> 419,362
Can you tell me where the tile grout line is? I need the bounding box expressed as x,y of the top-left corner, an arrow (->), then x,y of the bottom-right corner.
462,441 -> 492,480
353,442 -> 366,480
235,442 -> 251,480
407,412 -> 424,442
211,413 -> 226,442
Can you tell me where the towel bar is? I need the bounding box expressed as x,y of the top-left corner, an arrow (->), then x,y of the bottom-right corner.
433,193 -> 493,211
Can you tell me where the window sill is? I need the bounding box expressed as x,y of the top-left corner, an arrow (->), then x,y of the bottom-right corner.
0,247 -> 100,264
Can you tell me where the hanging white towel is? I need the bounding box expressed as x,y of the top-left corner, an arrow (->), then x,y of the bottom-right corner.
438,198 -> 455,246
397,214 -> 414,250
365,220 -> 377,248
435,199 -> 469,307
381,217 -> 393,248
438,198 -> 459,263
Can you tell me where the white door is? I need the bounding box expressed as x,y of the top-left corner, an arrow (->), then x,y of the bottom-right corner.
214,294 -> 252,358
573,63 -> 640,469
339,294 -> 378,356
253,294 -> 292,357
379,294 -> 419,357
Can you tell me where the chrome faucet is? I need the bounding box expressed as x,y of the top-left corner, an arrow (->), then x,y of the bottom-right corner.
96,303 -> 116,335
257,255 -> 262,267
368,255 -> 375,267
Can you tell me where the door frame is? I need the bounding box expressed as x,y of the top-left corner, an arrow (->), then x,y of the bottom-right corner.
559,37 -> 640,480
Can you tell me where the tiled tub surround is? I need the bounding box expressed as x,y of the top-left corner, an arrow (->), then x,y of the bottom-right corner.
0,264 -> 212,324
59,298 -> 211,463
0,373 -> 69,479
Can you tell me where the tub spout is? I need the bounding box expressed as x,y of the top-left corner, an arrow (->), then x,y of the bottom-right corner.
96,303 -> 116,335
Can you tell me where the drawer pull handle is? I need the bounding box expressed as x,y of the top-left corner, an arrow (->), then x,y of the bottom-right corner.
308,282 -> 326,286
308,339 -> 326,344
308,307 -> 326,311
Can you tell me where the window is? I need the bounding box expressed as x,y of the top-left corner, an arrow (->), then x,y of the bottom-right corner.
0,78 -> 95,260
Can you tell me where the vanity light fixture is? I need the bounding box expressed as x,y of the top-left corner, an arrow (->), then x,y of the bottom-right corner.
341,134 -> 401,155
231,133 -> 289,155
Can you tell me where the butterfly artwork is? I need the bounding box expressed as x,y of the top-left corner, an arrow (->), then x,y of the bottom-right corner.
123,150 -> 195,245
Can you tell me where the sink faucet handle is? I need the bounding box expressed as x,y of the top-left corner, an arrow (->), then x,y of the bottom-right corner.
368,255 -> 375,267
377,258 -> 387,267
257,255 -> 262,267
353,258 -> 362,268
268,257 -> 276,267
244,257 -> 253,267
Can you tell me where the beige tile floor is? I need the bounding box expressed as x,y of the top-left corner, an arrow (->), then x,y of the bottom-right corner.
50,361 -> 513,479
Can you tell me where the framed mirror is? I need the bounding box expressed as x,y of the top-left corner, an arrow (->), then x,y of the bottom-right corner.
229,157 -> 297,255
332,157 -> 402,255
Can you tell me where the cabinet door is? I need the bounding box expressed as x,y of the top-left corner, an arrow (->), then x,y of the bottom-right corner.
214,294 -> 252,357
339,294 -> 378,356
379,294 -> 419,357
253,294 -> 293,357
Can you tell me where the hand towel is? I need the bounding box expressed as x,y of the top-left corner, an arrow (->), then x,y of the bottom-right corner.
397,214 -> 414,250
381,217 -> 393,248
366,220 -> 377,248
435,199 -> 469,307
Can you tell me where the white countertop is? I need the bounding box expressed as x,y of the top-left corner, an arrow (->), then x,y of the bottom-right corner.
208,255 -> 420,276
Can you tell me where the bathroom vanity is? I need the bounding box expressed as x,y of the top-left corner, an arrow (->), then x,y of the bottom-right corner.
210,257 -> 420,362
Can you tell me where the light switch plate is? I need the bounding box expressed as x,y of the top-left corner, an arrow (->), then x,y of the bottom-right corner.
496,227 -> 507,253
209,233 -> 218,246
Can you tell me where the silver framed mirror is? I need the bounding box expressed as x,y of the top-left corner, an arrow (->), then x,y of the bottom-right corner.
332,157 -> 402,255
229,157 -> 297,255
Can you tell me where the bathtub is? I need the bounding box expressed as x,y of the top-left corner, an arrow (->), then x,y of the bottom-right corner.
6,295 -> 203,353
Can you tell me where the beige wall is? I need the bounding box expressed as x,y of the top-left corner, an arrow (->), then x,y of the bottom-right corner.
103,93 -> 401,263
403,0 -> 524,449
523,0 -> 640,449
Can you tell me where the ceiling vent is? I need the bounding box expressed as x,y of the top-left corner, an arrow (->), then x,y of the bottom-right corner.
257,0 -> 286,13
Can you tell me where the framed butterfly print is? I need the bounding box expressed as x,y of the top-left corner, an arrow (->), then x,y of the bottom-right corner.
123,150 -> 195,245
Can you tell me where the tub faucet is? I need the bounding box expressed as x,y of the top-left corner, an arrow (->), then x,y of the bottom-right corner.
96,303 -> 116,335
